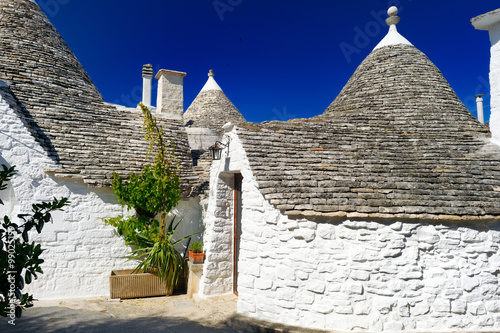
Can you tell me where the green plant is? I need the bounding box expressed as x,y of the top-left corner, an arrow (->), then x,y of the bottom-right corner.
0,165 -> 68,320
104,103 -> 196,291
189,241 -> 204,253
130,216 -> 193,292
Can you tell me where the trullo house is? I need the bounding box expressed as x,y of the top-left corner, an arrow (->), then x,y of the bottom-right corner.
0,0 -> 204,299
200,6 -> 500,333
1,1 -> 500,332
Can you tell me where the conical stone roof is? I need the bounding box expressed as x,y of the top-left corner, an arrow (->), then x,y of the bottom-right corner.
0,0 -> 199,193
323,44 -> 487,136
0,0 -> 104,109
233,9 -> 500,220
184,70 -> 245,133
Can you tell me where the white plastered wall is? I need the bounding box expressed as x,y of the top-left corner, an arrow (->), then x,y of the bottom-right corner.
198,164 -> 236,297
490,22 -> 500,145
0,90 -> 202,299
201,126 -> 500,332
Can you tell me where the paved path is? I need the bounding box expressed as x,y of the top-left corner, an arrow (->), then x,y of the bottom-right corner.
0,294 -> 241,333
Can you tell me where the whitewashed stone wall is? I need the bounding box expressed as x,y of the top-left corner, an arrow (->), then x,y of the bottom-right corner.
203,127 -> 500,332
0,89 -> 201,299
490,22 -> 500,145
198,165 -> 234,296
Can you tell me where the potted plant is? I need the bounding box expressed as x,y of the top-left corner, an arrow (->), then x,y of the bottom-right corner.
105,103 -> 197,298
188,241 -> 205,263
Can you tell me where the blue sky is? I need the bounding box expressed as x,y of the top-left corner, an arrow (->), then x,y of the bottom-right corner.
37,0 -> 498,123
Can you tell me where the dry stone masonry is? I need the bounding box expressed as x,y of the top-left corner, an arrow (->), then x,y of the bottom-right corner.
202,130 -> 500,332
1,82 -> 203,298
198,171 -> 235,296
201,8 -> 500,332
238,215 -> 500,331
236,45 -> 500,221
184,70 -> 247,197
184,70 -> 246,134
0,0 -> 199,194
0,0 -> 204,300
1,83 -> 134,298
2,2 -> 500,332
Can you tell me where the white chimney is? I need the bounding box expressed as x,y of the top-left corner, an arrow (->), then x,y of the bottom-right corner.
472,9 -> 500,144
142,64 -> 153,107
155,69 -> 187,120
475,94 -> 485,124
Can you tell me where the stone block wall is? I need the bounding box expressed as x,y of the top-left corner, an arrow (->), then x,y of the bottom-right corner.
198,169 -> 234,296
156,70 -> 185,119
238,215 -> 500,332
0,87 -> 202,299
204,127 -> 500,332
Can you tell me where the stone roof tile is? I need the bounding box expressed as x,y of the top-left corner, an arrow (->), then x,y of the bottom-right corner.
236,44 -> 500,221
0,0 -> 200,195
184,71 -> 245,133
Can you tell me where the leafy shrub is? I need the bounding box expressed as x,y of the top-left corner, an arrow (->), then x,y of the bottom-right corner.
0,165 -> 68,319
104,104 -> 196,291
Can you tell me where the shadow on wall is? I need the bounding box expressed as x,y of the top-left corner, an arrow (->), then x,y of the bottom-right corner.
49,177 -> 204,252
0,155 -> 11,168
0,87 -> 61,165
50,176 -> 118,204
172,197 -> 204,252
0,155 -> 19,219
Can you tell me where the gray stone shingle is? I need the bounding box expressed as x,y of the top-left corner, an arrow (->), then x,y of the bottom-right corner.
0,0 -> 200,195
237,45 -> 500,220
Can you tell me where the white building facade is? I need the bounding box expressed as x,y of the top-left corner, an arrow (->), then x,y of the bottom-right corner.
472,9 -> 500,144
200,126 -> 500,332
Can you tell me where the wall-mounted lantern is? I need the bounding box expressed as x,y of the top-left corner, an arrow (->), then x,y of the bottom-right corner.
208,138 -> 230,161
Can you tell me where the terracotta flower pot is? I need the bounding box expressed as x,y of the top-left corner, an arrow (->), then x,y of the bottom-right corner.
188,250 -> 205,263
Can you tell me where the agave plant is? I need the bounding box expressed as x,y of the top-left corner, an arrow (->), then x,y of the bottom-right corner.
129,217 -> 197,293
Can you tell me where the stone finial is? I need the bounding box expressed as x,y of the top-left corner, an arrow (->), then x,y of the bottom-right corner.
386,6 -> 401,26
208,69 -> 214,77
374,5 -> 412,50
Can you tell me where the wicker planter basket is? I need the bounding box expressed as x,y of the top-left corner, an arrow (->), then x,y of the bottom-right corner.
110,269 -> 171,299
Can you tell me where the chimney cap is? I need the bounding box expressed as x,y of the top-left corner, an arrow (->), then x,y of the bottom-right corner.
142,64 -> 153,78
475,94 -> 485,98
155,69 -> 187,80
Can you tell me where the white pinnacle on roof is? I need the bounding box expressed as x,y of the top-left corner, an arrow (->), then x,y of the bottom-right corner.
374,6 -> 413,50
200,69 -> 223,92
